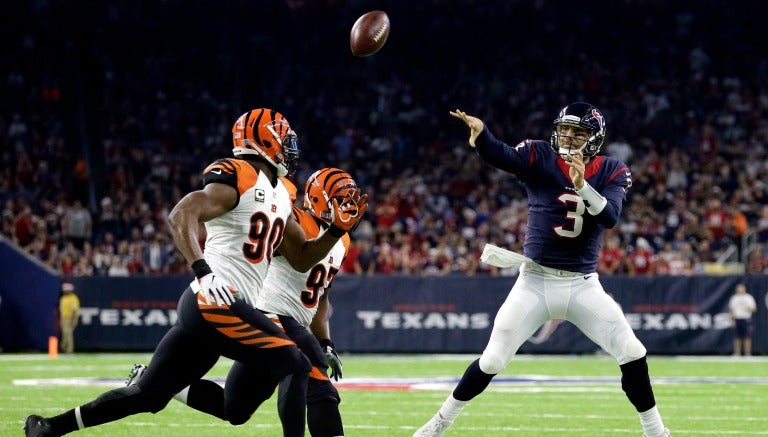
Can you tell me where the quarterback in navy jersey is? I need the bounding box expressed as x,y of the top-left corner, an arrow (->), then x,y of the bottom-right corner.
479,126 -> 631,273
414,103 -> 670,437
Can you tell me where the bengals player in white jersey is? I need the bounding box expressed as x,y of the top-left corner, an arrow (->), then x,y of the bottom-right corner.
259,168 -> 355,437
23,108 -> 368,437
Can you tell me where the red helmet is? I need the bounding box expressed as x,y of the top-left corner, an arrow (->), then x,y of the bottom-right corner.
304,167 -> 359,223
231,108 -> 300,177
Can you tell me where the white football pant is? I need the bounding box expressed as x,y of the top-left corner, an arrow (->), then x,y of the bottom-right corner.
479,262 -> 646,374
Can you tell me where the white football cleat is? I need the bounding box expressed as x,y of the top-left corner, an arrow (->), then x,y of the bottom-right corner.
125,364 -> 147,386
413,413 -> 454,437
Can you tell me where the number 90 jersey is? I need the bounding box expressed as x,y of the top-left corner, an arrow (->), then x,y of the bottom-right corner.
255,207 -> 350,327
201,158 -> 293,307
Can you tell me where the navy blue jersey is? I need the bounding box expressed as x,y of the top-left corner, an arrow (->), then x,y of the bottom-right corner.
476,129 -> 631,273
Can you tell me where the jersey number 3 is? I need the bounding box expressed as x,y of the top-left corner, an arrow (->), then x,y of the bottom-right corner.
554,193 -> 585,238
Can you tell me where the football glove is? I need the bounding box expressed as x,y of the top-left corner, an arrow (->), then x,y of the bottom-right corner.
198,273 -> 236,307
330,188 -> 368,232
320,339 -> 343,381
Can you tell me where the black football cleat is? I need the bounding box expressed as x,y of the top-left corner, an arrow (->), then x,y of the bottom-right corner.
23,415 -> 55,436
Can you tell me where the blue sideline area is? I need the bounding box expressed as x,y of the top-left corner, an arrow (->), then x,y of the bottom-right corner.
2,263 -> 765,355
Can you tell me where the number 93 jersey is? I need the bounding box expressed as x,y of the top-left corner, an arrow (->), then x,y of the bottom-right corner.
201,158 -> 293,306
255,207 -> 350,327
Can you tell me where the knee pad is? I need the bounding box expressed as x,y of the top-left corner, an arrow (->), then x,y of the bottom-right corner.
478,351 -> 506,375
620,337 -> 647,364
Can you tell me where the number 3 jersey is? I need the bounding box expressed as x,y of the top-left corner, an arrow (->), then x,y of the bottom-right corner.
256,207 -> 350,327
201,158 -> 293,306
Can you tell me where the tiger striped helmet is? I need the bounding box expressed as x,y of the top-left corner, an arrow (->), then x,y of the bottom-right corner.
231,108 -> 300,177
304,167 -> 359,223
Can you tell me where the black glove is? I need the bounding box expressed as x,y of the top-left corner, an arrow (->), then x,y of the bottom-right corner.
320,339 -> 343,381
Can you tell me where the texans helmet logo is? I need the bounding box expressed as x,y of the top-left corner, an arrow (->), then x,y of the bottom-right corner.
591,108 -> 605,129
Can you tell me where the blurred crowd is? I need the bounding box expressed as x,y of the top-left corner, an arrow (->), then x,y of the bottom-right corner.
2,0 -> 768,278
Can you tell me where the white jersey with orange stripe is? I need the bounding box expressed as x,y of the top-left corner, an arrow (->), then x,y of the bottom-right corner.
201,158 -> 293,307
255,207 -> 350,327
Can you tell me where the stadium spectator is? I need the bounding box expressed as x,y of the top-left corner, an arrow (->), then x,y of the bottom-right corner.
373,191 -> 399,232
598,235 -> 626,275
728,283 -> 758,357
394,241 -> 421,275
421,245 -> 452,277
746,246 -> 768,275
702,197 -> 729,247
353,239 -> 377,276
340,238 -> 361,274
626,238 -> 657,277
376,240 -> 396,275
13,203 -> 37,248
61,199 -> 92,250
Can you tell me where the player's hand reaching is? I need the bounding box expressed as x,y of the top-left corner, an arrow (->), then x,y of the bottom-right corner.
330,188 -> 368,233
320,339 -> 343,381
198,273 -> 237,307
450,109 -> 485,148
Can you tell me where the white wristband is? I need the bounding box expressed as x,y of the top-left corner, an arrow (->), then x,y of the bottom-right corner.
576,181 -> 608,215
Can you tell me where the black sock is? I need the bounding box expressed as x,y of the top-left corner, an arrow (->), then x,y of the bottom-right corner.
307,400 -> 344,436
47,410 -> 79,435
277,373 -> 309,437
620,356 -> 656,412
48,385 -> 168,434
453,359 -> 495,401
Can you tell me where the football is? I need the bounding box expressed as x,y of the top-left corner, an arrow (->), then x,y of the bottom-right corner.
350,10 -> 390,57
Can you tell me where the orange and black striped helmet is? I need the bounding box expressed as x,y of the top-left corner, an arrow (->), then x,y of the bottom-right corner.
231,108 -> 300,177
304,167 -> 359,223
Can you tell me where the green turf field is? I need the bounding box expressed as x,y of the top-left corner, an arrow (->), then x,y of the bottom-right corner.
3,353 -> 767,436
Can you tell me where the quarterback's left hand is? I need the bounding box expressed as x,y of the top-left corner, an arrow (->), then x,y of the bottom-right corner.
320,339 -> 343,381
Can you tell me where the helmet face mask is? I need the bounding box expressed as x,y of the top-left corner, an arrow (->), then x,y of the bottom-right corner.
232,108 -> 301,176
303,168 -> 358,224
551,102 -> 606,159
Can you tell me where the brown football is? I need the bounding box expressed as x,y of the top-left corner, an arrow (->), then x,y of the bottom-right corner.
350,10 -> 390,57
